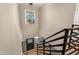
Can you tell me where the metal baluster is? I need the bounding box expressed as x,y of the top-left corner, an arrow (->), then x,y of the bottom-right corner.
43,39 -> 45,55
49,44 -> 52,55
68,25 -> 74,48
62,29 -> 69,55
37,43 -> 38,55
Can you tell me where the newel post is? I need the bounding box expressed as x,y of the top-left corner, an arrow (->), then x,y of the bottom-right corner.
62,29 -> 69,55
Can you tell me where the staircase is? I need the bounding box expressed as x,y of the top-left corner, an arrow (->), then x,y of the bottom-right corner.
22,24 -> 79,55
36,24 -> 79,55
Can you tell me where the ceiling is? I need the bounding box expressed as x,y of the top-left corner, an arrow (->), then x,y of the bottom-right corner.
24,3 -> 44,8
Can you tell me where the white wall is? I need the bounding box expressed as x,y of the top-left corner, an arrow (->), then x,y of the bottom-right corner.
74,4 -> 79,24
18,4 -> 40,41
39,3 -> 76,38
0,4 -> 22,55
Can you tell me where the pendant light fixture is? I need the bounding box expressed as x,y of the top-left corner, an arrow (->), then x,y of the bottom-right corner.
25,3 -> 35,24
29,3 -> 34,10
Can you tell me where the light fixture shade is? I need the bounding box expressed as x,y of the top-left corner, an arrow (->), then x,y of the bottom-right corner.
29,3 -> 33,5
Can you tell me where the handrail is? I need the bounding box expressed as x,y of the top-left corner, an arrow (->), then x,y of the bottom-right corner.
68,24 -> 79,48
72,32 -> 79,35
73,35 -> 79,39
44,29 -> 65,40
37,26 -> 79,55
45,36 -> 64,43
66,28 -> 79,30
67,34 -> 79,38
72,24 -> 79,26
66,39 -> 79,45
45,44 -> 63,47
42,28 -> 79,43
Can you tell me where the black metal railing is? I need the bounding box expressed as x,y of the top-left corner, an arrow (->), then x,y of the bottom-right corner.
68,24 -> 79,48
37,24 -> 79,55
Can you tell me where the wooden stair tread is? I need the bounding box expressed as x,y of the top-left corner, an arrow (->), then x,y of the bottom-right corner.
23,48 -> 44,55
